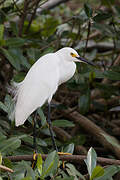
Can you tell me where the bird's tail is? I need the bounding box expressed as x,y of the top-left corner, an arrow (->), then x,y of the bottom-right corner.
7,81 -> 23,121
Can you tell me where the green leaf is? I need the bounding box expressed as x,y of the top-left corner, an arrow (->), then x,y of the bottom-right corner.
10,21 -> 19,36
22,135 -> 47,147
4,94 -> 13,112
58,177 -> 74,180
41,151 -> 59,178
93,13 -> 112,22
94,165 -> 120,180
0,101 -> 8,113
2,94 -> 14,117
90,166 -> 104,180
5,37 -> 26,47
0,24 -> 4,40
101,0 -> 114,6
63,143 -> 74,154
66,163 -> 86,180
19,51 -> 31,69
102,133 -> 120,149
13,72 -> 26,82
93,23 -> 114,37
0,153 -> 2,165
37,154 -> 43,176
0,119 -> 10,131
0,137 -> 21,154
78,90 -> 90,114
42,17 -> 59,37
52,120 -> 75,128
3,158 -> 13,170
1,48 -> 21,70
21,177 -> 32,180
2,47 -> 30,70
89,71 -> 96,82
27,48 -> 41,64
85,147 -> 97,177
104,70 -> 120,80
84,3 -> 93,18
37,108 -> 46,126
95,82 -> 119,98
21,161 -> 35,180
115,6 -> 120,16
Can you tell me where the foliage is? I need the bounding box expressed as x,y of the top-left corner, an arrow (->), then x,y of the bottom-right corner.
85,148 -> 120,180
0,0 -> 120,179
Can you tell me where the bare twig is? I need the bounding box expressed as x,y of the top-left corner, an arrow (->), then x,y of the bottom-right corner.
0,165 -> 13,173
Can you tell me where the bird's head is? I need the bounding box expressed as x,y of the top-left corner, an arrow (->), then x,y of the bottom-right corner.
56,47 -> 95,66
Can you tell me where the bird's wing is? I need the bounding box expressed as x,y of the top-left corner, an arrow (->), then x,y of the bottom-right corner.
15,53 -> 60,126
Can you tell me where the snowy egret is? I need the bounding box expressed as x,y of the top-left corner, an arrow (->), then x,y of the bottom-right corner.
12,47 -> 94,151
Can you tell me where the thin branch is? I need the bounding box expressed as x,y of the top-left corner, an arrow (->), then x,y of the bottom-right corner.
5,154 -> 120,166
0,165 -> 13,173
18,0 -> 30,36
83,20 -> 91,57
12,0 -> 22,15
25,0 -> 41,33
0,0 -> 7,6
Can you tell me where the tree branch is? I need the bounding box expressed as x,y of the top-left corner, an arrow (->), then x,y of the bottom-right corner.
37,0 -> 70,13
25,0 -> 41,32
53,101 -> 120,159
18,0 -> 30,36
5,154 -> 120,166
0,165 -> 13,173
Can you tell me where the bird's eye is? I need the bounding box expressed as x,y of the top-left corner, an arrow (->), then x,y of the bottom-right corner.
70,52 -> 76,57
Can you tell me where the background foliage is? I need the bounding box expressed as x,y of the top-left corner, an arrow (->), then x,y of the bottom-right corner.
0,0 -> 120,179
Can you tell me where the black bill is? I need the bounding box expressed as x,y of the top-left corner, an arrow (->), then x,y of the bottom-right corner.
77,56 -> 95,66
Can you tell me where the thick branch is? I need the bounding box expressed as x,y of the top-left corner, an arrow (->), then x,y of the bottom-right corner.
53,126 -> 72,141
57,105 -> 120,159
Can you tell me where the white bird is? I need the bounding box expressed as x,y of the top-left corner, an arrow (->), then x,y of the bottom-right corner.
11,47 -> 94,150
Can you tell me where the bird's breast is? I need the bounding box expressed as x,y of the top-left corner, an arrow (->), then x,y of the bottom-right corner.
58,61 -> 76,85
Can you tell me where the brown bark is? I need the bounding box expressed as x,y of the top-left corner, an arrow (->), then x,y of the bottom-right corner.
60,107 -> 120,159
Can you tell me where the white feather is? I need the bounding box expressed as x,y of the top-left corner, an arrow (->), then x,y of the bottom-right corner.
12,47 -> 78,126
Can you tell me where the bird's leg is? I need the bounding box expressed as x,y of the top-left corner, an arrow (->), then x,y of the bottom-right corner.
32,111 -> 37,169
47,104 -> 72,169
33,111 -> 37,153
47,103 -> 58,152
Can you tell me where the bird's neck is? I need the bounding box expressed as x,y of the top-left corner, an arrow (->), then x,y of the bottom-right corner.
58,59 -> 76,85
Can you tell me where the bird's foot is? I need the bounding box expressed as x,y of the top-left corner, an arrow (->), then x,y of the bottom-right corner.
58,152 -> 72,169
32,151 -> 37,169
58,152 -> 72,155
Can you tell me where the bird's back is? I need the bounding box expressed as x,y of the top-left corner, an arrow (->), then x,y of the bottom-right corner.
14,53 -> 60,126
